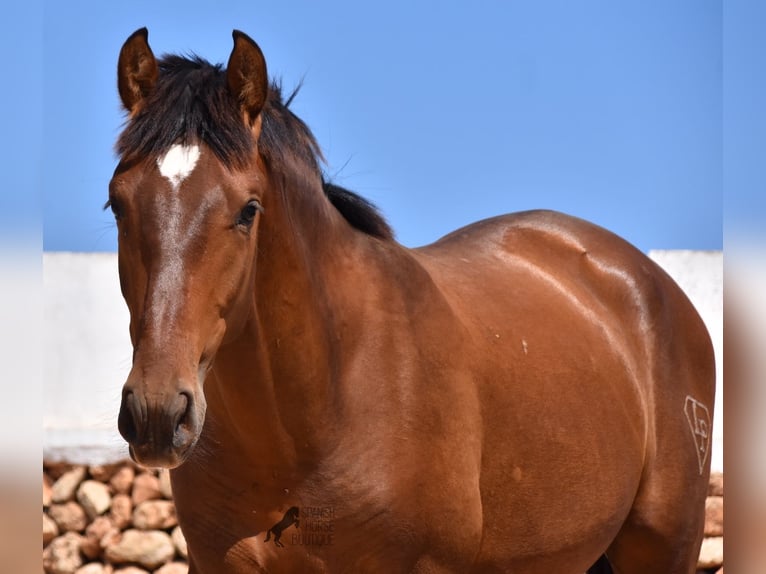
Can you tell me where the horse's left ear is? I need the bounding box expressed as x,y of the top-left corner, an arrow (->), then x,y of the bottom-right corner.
117,27 -> 158,115
227,30 -> 269,126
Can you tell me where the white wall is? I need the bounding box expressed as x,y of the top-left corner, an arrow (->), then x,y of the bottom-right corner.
44,251 -> 723,471
44,253 -> 131,464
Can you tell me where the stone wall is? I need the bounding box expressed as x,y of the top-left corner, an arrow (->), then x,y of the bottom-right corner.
699,471 -> 724,574
43,461 -> 187,574
42,460 -> 724,573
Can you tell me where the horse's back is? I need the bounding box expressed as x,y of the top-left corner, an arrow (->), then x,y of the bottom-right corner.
415,209 -> 713,401
412,209 -> 715,572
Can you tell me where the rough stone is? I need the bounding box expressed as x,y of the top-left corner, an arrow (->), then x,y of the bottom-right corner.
43,532 -> 84,574
158,469 -> 173,500
131,473 -> 161,506
112,568 -> 150,574
77,480 -> 112,519
87,463 -> 122,483
44,512 -> 60,546
704,496 -> 724,537
49,501 -> 88,533
109,465 -> 135,495
100,526 -> 123,551
104,529 -> 175,570
171,526 -> 188,560
80,516 -> 118,560
133,500 -> 178,530
75,564 -> 113,574
155,562 -> 188,574
697,536 -> 723,569
110,493 -> 133,530
46,462 -> 74,481
708,472 -> 723,497
44,473 -> 54,507
51,466 -> 87,503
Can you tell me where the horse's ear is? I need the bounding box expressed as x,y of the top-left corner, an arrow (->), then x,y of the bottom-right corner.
117,27 -> 158,115
227,30 -> 268,126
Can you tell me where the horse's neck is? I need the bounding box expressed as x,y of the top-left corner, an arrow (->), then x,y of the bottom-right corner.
204,173 -> 372,473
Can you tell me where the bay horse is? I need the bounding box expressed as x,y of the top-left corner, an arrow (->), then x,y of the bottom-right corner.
111,28 -> 715,573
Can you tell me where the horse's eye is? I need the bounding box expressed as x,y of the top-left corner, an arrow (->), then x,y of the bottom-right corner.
105,198 -> 124,221
237,199 -> 262,228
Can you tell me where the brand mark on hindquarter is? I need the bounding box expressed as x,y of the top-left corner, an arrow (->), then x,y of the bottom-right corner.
684,396 -> 711,475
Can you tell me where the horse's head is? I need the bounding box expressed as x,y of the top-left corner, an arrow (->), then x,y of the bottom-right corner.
110,28 -> 270,468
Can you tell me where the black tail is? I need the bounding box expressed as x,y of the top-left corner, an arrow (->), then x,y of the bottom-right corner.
587,555 -> 613,574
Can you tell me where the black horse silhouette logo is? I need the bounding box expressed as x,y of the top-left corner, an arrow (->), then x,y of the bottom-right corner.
265,506 -> 300,547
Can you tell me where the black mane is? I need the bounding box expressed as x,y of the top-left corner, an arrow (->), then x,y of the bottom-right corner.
323,182 -> 393,240
116,54 -> 393,240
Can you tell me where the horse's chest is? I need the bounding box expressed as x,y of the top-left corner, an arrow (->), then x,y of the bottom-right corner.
172,469 -> 425,571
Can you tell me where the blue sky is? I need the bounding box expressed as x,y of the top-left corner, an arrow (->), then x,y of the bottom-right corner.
39,1 -> 723,253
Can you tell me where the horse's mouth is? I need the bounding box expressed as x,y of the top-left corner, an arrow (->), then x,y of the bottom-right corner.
127,436 -> 198,469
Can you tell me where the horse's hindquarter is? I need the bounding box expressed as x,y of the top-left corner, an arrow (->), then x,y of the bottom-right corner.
415,210 -> 713,570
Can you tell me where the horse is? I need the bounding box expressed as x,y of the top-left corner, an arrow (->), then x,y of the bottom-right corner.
110,28 -> 715,573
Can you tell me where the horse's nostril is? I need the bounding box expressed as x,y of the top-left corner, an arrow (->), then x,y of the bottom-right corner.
174,392 -> 191,433
118,390 -> 139,443
172,391 -> 197,451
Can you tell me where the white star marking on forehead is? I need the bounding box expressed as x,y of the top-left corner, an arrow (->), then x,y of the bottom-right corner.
157,144 -> 201,190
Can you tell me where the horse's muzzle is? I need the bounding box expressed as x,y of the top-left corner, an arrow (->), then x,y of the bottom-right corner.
117,387 -> 202,468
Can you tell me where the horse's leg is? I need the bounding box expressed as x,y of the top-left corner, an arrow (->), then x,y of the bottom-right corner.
603,513 -> 704,574
187,553 -> 200,574
601,418 -> 708,573
586,554 -> 613,574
